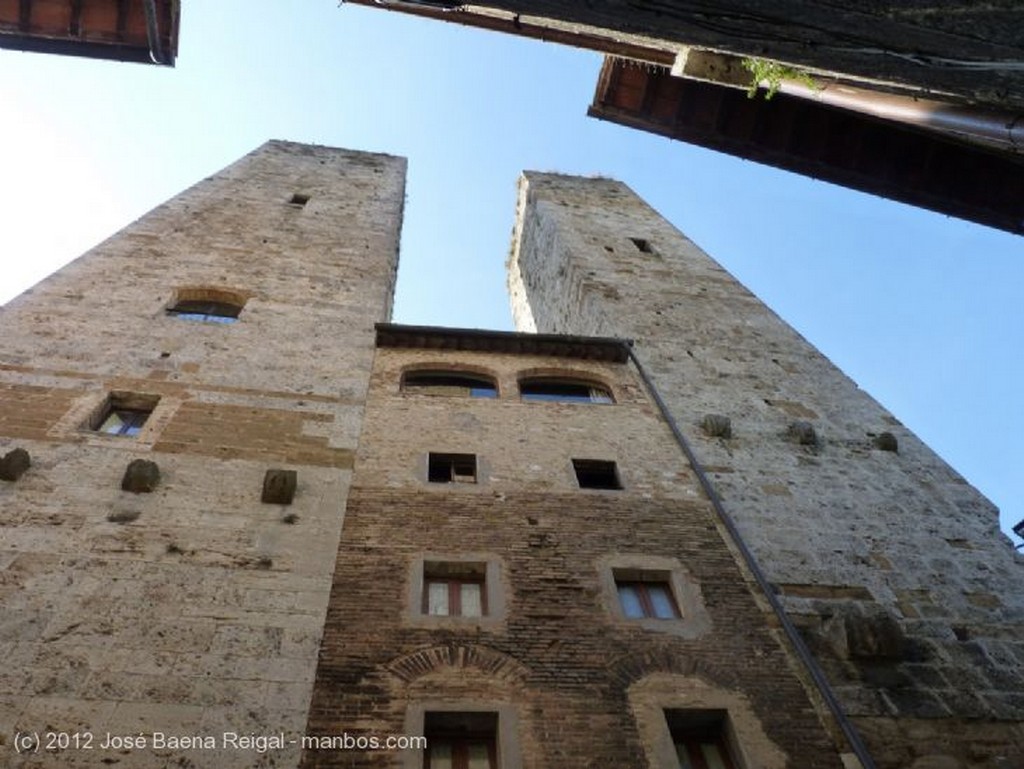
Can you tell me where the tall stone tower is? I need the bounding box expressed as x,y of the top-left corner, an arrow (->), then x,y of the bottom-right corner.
0,140 -> 405,768
508,173 -> 1024,769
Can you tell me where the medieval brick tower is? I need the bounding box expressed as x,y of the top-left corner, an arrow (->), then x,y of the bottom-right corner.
0,142 -> 1020,769
0,141 -> 406,769
508,173 -> 1024,768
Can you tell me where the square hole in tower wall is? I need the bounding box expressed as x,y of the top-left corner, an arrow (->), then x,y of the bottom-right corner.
572,458 -> 621,489
428,453 -> 477,484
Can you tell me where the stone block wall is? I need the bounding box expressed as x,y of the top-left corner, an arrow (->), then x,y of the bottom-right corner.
508,172 -> 1024,768
0,141 -> 406,768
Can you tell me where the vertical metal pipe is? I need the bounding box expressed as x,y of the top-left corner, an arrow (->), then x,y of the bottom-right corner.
142,0 -> 166,65
624,341 -> 878,769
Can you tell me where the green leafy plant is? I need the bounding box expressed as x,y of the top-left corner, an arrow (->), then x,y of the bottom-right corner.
742,57 -> 818,100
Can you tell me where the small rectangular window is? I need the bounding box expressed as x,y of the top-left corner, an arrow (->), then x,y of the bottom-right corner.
429,453 -> 477,484
616,580 -> 680,619
90,393 -> 159,438
289,193 -> 310,207
572,458 -> 620,490
665,710 -> 737,769
424,712 -> 497,769
423,562 -> 487,618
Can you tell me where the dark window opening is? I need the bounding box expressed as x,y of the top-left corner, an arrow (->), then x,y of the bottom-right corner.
403,371 -> 497,398
665,710 -> 737,769
630,237 -> 653,253
615,577 -> 680,619
423,562 -> 487,618
167,299 -> 242,324
519,378 -> 613,404
428,453 -> 477,484
572,459 -> 620,490
424,712 -> 497,769
289,193 -> 310,207
92,394 -> 159,438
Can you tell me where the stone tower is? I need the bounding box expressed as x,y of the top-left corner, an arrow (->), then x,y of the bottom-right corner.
508,172 -> 1024,768
0,140 -> 405,768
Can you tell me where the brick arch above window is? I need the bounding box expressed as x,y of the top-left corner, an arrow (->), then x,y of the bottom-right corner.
385,643 -> 530,685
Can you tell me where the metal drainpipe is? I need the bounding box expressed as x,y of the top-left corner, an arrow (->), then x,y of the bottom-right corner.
142,0 -> 166,65
623,342 -> 878,769
773,78 -> 1024,153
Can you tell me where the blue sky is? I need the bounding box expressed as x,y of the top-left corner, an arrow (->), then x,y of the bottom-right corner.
1,2 -> 1022,544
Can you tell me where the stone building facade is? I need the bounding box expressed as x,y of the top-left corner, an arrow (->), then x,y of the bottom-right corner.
0,141 -> 1020,768
0,140 -> 405,768
300,324 -> 847,768
508,172 -> 1024,768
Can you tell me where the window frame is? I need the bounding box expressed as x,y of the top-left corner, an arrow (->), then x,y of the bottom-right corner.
424,713 -> 497,769
616,579 -> 681,620
87,392 -> 160,440
166,299 -> 242,323
407,555 -> 504,628
518,376 -> 614,404
599,556 -> 711,638
402,370 -> 498,399
96,407 -> 152,437
665,710 -> 739,769
422,563 -> 488,619
428,452 -> 478,484
403,705 -> 521,769
166,287 -> 248,324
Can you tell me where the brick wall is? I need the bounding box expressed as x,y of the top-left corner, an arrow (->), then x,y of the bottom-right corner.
303,346 -> 845,768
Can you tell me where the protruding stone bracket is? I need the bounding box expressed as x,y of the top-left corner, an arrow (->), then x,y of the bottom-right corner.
873,432 -> 899,453
122,459 -> 160,493
262,468 -> 297,505
0,447 -> 31,482
787,420 -> 819,447
700,413 -> 732,438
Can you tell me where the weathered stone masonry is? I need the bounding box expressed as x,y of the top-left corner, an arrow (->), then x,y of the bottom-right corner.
508,172 -> 1024,768
0,141 -> 405,769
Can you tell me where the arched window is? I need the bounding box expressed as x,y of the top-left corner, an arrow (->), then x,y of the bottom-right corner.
402,371 -> 497,398
518,377 -> 613,404
167,288 -> 247,323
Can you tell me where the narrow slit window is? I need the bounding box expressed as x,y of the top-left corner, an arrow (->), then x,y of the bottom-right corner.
572,459 -> 621,490
403,371 -> 497,398
519,378 -> 613,404
428,453 -> 477,484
